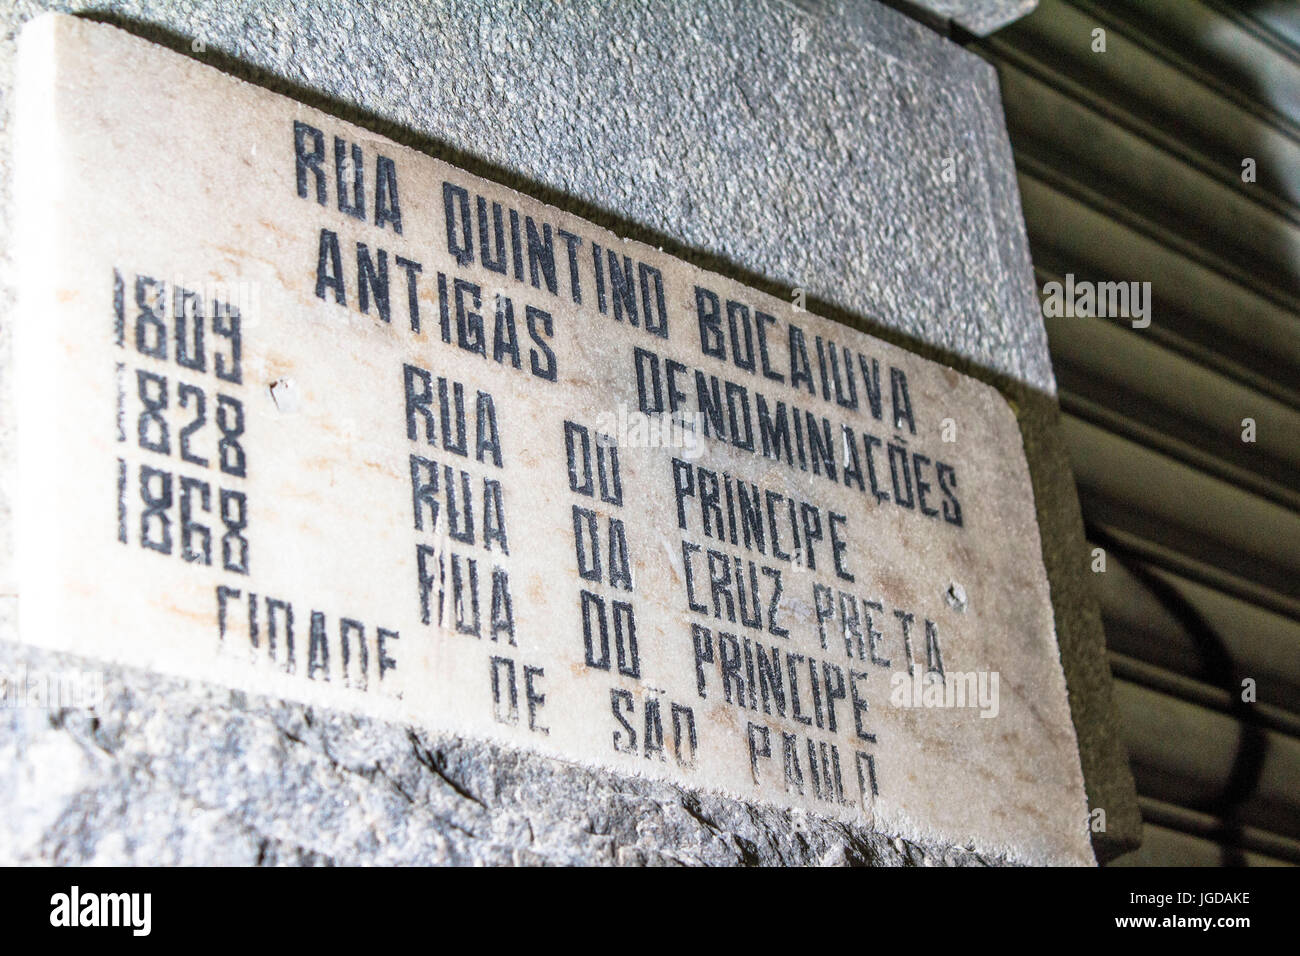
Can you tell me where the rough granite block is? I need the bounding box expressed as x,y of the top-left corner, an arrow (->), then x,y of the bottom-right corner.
888,0 -> 1038,36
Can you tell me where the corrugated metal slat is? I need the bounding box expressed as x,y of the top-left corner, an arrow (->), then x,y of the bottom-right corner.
971,0 -> 1300,865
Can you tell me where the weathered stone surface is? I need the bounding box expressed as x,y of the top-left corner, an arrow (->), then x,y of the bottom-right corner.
0,0 -> 1135,864
13,14 -> 1093,864
890,0 -> 1038,36
0,633 -> 997,866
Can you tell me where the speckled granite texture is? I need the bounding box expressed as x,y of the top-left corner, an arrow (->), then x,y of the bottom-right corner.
890,0 -> 1037,36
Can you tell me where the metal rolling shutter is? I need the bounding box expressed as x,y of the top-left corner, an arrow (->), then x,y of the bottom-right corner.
962,0 -> 1300,865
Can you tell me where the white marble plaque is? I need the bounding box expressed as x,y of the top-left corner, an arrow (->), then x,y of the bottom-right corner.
12,15 -> 1093,865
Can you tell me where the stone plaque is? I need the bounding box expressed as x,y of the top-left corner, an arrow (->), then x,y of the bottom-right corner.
13,15 -> 1092,865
